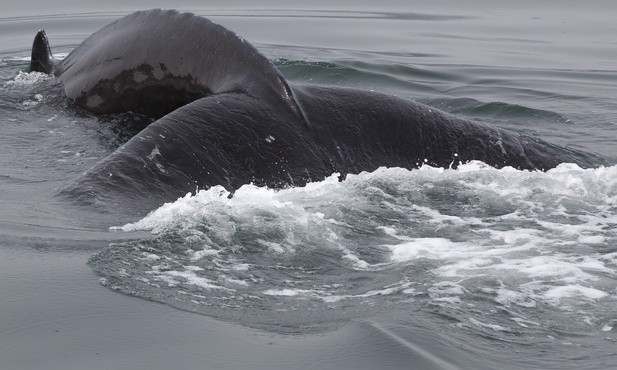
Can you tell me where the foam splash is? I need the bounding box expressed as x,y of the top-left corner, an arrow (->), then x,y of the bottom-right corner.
3,71 -> 51,87
92,162 -> 617,334
2,70 -> 55,108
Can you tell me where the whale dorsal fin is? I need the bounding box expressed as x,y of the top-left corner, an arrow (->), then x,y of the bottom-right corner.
29,30 -> 55,74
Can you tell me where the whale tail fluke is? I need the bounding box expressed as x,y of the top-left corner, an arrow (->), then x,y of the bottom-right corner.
29,30 -> 55,74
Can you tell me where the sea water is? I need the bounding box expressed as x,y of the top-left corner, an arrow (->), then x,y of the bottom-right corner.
1,1 -> 616,369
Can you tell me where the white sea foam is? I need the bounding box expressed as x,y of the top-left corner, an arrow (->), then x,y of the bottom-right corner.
263,288 -> 318,296
469,318 -> 511,332
4,71 -> 51,87
105,163 -> 617,334
386,237 -> 462,262
542,285 -> 608,303
156,269 -> 233,291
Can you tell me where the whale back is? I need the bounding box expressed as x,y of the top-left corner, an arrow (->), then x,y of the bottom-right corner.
54,9 -> 303,119
293,85 -> 594,172
60,92 -> 334,214
47,10 -> 597,216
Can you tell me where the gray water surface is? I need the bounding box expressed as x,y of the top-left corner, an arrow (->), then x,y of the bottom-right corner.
1,1 -> 616,369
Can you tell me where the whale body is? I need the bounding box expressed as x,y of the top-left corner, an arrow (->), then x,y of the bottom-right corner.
29,9 -> 592,214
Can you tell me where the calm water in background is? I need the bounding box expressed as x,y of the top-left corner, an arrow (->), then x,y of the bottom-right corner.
1,1 -> 616,369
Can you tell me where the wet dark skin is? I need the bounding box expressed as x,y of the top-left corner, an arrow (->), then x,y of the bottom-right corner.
30,9 -> 595,215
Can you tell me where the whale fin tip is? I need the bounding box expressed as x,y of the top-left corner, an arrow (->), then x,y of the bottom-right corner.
29,30 -> 55,74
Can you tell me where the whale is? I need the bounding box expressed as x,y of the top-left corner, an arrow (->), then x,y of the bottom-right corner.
29,9 -> 593,215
